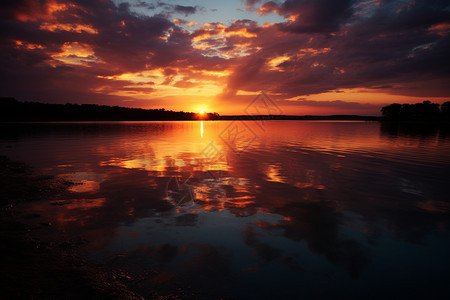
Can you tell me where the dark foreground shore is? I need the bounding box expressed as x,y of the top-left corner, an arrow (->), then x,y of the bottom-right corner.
0,156 -> 187,299
0,156 -> 144,299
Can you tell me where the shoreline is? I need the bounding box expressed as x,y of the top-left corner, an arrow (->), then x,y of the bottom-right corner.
1,114 -> 383,121
0,156 -> 144,299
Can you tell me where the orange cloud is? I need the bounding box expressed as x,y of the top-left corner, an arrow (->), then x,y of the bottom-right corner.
192,23 -> 227,41
15,0 -> 71,22
14,40 -> 45,50
51,42 -> 99,65
225,28 -> 257,38
267,55 -> 291,70
173,18 -> 199,26
257,2 -> 280,15
428,22 -> 450,36
40,22 -> 98,34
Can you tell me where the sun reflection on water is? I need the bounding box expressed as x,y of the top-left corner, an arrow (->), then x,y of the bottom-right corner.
6,121 -> 450,299
201,120 -> 204,138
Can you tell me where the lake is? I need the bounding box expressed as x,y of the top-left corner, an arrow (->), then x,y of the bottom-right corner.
1,120 -> 450,299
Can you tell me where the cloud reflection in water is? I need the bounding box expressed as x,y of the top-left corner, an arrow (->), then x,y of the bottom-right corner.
4,121 -> 450,298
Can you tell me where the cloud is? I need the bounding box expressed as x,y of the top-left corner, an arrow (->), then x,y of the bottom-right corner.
257,1 -> 281,15
279,0 -> 354,34
255,0 -> 354,33
138,1 -> 204,17
0,0 -> 229,106
173,18 -> 199,26
0,0 -> 449,114
223,0 -> 450,104
245,0 -> 262,9
173,5 -> 197,16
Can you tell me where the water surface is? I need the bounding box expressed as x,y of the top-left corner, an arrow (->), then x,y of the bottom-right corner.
1,121 -> 450,298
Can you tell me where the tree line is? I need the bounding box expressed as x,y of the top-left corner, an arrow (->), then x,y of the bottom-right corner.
381,100 -> 450,121
3,97 -> 449,122
0,98 -> 220,121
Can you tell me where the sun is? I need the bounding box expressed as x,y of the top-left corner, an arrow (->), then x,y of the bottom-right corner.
198,109 -> 207,119
195,106 -> 208,119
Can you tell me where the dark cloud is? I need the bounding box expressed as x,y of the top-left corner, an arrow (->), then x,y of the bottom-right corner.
0,0 -> 449,113
281,0 -> 353,33
173,5 -> 197,16
223,0 -> 450,102
134,1 -> 155,9
225,19 -> 261,34
139,1 -> 203,17
258,0 -> 354,34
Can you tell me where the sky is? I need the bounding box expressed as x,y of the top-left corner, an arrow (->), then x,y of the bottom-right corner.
0,0 -> 449,115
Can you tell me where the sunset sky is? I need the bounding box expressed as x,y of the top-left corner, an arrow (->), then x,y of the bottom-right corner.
1,0 -> 449,115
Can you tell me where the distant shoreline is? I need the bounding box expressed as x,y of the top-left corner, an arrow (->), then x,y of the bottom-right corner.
0,116 -> 382,122
2,97 -> 449,123
0,97 -> 386,122
215,115 -> 382,121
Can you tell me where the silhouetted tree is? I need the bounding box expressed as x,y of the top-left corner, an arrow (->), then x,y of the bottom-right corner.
0,98 -> 220,121
412,100 -> 440,119
381,103 -> 402,118
381,101 -> 441,121
442,102 -> 450,119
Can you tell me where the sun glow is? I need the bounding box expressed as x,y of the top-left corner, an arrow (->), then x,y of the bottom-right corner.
197,107 -> 208,120
195,105 -> 209,115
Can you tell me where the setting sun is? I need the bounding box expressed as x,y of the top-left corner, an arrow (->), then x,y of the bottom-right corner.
196,107 -> 207,120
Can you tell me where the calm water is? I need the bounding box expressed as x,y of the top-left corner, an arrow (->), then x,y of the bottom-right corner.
1,121 -> 450,298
